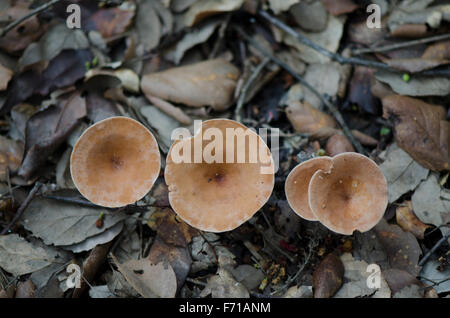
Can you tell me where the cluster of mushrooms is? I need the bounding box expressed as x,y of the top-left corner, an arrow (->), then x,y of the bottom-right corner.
70,116 -> 388,235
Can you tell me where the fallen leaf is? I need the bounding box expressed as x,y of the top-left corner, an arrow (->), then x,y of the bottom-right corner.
199,267 -> 250,298
283,15 -> 345,64
313,253 -> 344,298
420,259 -> 450,294
0,4 -> 47,54
375,70 -> 450,96
140,104 -> 180,149
141,59 -> 240,111
136,0 -> 161,52
396,201 -> 431,240
89,285 -> 115,298
18,24 -> 89,71
374,218 -> 422,276
348,66 -> 380,115
321,0 -> 358,16
382,95 -> 450,171
393,284 -> 423,298
84,5 -> 135,38
147,208 -> 197,247
379,143 -> 429,204
0,64 -> 12,91
290,1 -> 328,32
229,264 -> 265,291
286,100 -> 337,137
325,134 -> 355,157
283,285 -> 313,298
19,91 -> 87,180
20,197 -> 126,246
0,234 -> 69,277
15,280 -> 36,298
353,230 -> 389,271
165,20 -> 221,64
184,0 -> 244,26
0,135 -> 24,182
86,92 -> 122,123
411,173 -> 450,242
379,56 -> 450,73
303,63 -> 341,109
383,268 -> 423,295
111,255 -> 177,298
148,237 -> 192,291
334,253 -> 391,298
267,0 -> 299,14
422,40 -> 450,59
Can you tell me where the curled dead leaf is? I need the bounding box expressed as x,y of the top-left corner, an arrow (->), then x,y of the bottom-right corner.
396,201 -> 430,240
325,134 -> 355,157
141,59 -> 240,111
382,95 -> 450,171
313,253 -> 344,298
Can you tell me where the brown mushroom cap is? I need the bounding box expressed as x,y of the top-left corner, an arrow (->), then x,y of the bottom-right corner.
70,116 -> 161,208
165,119 -> 275,232
308,152 -> 388,235
285,157 -> 333,221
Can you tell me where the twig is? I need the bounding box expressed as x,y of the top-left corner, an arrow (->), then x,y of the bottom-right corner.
0,182 -> 41,235
418,231 -> 450,267
353,33 -> 450,55
234,26 -> 367,155
235,57 -> 270,122
258,10 -> 450,77
1,0 -> 62,37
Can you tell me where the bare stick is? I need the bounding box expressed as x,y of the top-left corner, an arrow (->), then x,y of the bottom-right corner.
1,0 -> 62,37
234,26 -> 367,155
0,182 -> 41,235
418,231 -> 450,267
353,33 -> 450,55
235,57 -> 270,122
258,10 -> 450,77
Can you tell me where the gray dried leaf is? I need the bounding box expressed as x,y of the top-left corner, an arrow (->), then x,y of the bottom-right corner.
141,105 -> 181,149
375,71 -> 450,96
111,255 -> 177,298
89,285 -> 116,298
268,0 -> 299,14
136,0 -> 161,51
420,260 -> 450,294
411,173 -> 450,242
184,0 -> 244,27
0,234 -> 69,277
379,143 -> 429,203
334,253 -> 391,298
200,268 -> 250,298
20,197 -> 126,246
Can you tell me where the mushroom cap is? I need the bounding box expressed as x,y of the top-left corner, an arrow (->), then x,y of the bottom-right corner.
285,156 -> 333,221
165,119 -> 275,232
308,152 -> 388,235
70,116 -> 161,208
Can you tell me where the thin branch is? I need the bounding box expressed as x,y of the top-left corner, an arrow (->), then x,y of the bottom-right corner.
235,57 -> 270,122
418,231 -> 450,267
0,182 -> 41,235
1,0 -> 62,37
258,10 -> 450,77
353,33 -> 450,55
234,26 -> 367,155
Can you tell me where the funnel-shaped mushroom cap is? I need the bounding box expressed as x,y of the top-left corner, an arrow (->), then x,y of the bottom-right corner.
285,157 -> 333,221
70,116 -> 161,208
308,152 -> 388,235
165,119 -> 275,232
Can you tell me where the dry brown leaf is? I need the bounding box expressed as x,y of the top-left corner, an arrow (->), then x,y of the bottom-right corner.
111,255 -> 177,298
184,0 -> 244,27
0,135 -> 24,182
286,100 -> 338,138
422,40 -> 450,59
0,64 -> 13,91
374,218 -> 422,276
313,253 -> 344,298
0,4 -> 47,54
85,6 -> 134,39
325,134 -> 355,157
147,208 -> 197,248
382,95 -> 450,171
396,201 -> 430,240
321,0 -> 358,16
379,56 -> 450,73
382,268 -> 423,295
141,59 -> 240,111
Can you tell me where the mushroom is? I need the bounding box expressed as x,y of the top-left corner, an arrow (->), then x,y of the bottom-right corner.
285,156 -> 333,221
70,116 -> 161,208
308,152 -> 388,235
165,119 -> 275,232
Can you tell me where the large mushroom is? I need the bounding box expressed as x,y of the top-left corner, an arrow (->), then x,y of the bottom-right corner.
285,156 -> 333,221
285,153 -> 388,235
308,153 -> 388,235
165,119 -> 275,232
70,116 -> 161,208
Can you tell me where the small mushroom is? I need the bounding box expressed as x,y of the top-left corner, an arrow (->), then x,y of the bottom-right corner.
308,152 -> 388,235
165,119 -> 275,232
285,156 -> 333,221
70,116 -> 161,207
